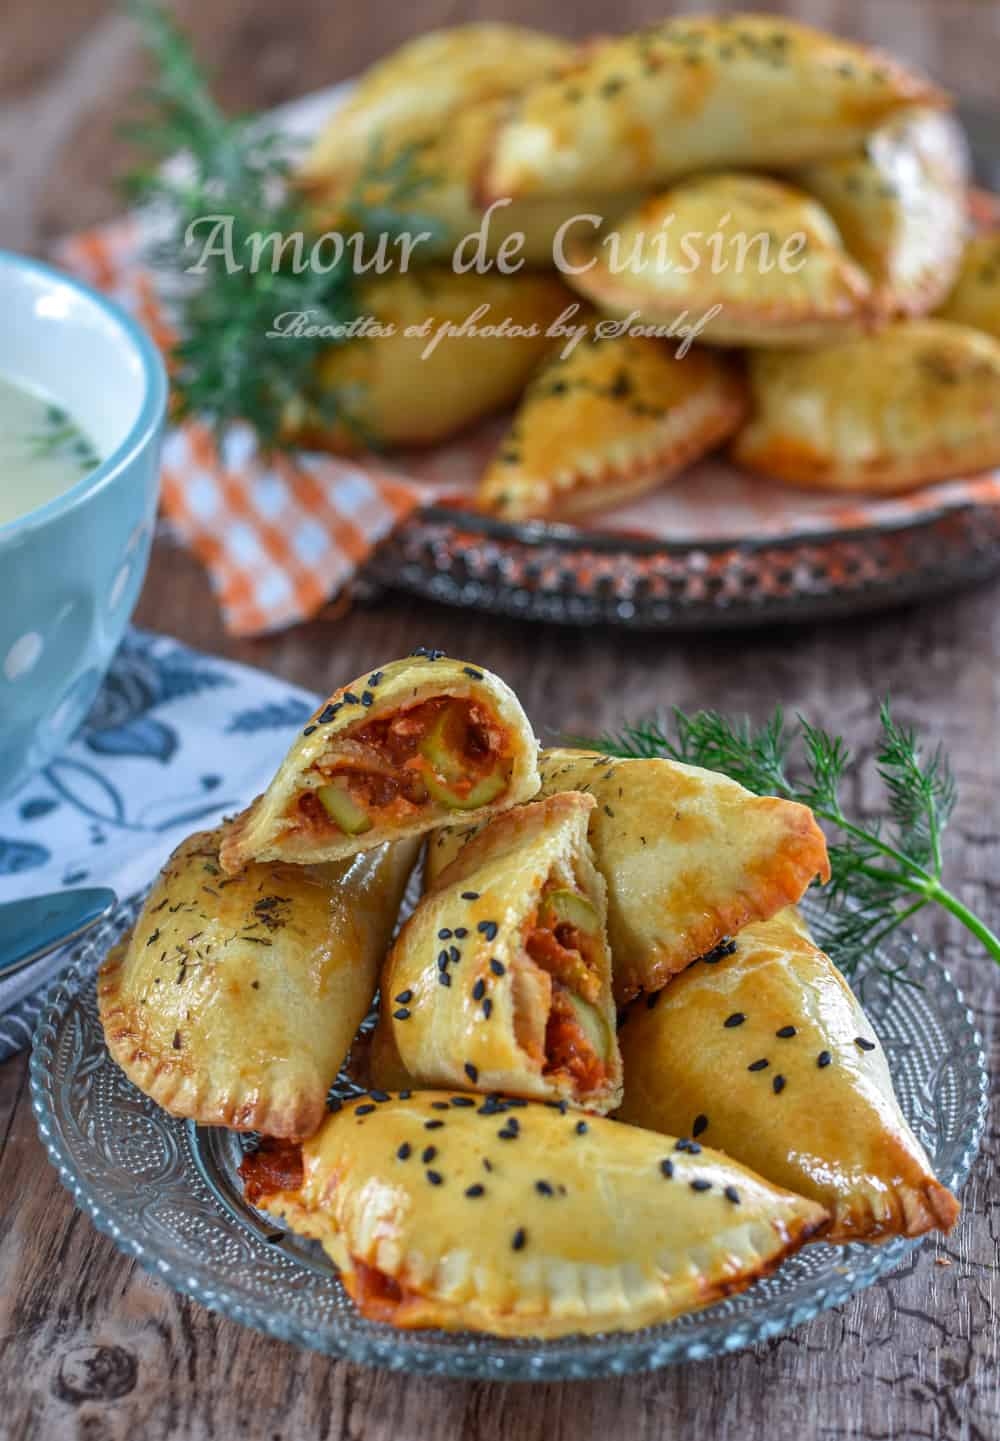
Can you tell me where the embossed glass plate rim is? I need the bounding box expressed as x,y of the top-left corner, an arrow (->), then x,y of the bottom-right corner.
29,895 -> 989,1380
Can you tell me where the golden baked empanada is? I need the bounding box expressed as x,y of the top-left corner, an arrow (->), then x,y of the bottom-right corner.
98,828 -> 418,1139
242,1092 -> 829,1336
288,269 -> 572,451
794,108 -> 968,317
220,655 -> 539,872
732,320 -> 1000,493
298,25 -> 572,187
481,15 -> 943,202
616,910 -> 959,1241
566,176 -> 874,348
427,748 -> 830,1004
937,232 -> 1000,340
477,334 -> 747,520
372,793 -> 621,1111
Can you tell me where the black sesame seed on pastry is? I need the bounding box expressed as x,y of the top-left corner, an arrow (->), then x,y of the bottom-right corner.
98,827 -> 419,1140
371,792 -> 622,1113
616,908 -> 960,1242
481,14 -> 946,203
241,1092 -> 829,1337
477,335 -> 747,521
219,655 -> 540,872
427,748 -> 831,1005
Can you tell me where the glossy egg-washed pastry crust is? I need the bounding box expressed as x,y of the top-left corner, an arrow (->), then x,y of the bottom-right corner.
220,655 -> 540,872
477,335 -> 747,521
98,828 -> 418,1139
427,748 -> 830,1003
481,14 -> 944,201
937,231 -> 1000,340
243,1093 -> 829,1337
373,792 -> 622,1111
617,909 -> 959,1241
733,320 -> 1000,493
566,176 -> 876,348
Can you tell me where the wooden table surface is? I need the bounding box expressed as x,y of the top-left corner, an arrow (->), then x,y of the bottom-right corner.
1,3 -> 997,1438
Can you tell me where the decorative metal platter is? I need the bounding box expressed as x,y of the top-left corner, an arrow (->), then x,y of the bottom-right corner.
31,892 -> 987,1380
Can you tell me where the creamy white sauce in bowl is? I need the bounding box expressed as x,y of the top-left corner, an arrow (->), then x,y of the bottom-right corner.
0,375 -> 101,527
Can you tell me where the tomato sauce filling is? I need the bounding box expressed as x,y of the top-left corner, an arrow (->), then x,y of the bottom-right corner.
239,1139 -> 304,1205
522,890 -> 608,1096
343,1260 -> 429,1324
292,698 -> 513,836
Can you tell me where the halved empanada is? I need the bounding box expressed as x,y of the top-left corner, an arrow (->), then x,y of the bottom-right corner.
937,232 -> 1000,340
616,909 -> 959,1242
566,176 -> 875,348
298,25 -> 572,188
477,334 -> 747,520
372,793 -> 621,1112
732,320 -> 1000,493
481,15 -> 944,202
242,1092 -> 829,1336
794,107 -> 969,318
427,748 -> 830,1004
287,269 -> 573,451
98,827 -> 418,1139
220,655 -> 539,872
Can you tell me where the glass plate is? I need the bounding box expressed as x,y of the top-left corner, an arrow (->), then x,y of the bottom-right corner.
30,894 -> 987,1381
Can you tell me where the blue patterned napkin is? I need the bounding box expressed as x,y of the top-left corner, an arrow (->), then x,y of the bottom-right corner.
0,628 -> 318,1057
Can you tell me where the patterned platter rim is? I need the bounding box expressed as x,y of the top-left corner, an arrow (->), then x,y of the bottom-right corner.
366,492 -> 1000,631
29,894 -> 989,1381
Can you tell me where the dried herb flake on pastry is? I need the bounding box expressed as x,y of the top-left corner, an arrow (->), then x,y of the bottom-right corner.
372,792 -> 622,1111
616,909 -> 959,1241
794,107 -> 968,320
98,827 -> 418,1139
732,320 -> 1000,493
427,748 -> 830,1004
220,655 -> 539,872
566,175 -> 875,348
481,15 -> 944,202
241,1092 -> 829,1336
477,334 -> 747,521
937,232 -> 1000,341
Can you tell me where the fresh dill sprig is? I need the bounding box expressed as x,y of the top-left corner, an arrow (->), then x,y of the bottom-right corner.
123,0 -> 442,447
573,703 -> 999,978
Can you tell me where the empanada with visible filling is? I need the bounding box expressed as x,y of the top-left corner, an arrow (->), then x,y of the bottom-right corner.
616,909 -> 960,1242
427,748 -> 830,1005
288,269 -> 573,452
566,176 -> 875,348
241,1092 -> 829,1336
98,827 -> 418,1139
220,655 -> 539,873
372,793 -> 621,1112
481,14 -> 944,202
298,25 -> 572,187
477,334 -> 747,520
937,232 -> 1000,340
794,107 -> 968,318
732,320 -> 1000,493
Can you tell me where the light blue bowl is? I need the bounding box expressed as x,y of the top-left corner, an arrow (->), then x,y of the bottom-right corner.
0,251 -> 168,801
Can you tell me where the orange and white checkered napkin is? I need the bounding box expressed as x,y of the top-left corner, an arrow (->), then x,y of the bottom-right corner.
57,218 -> 436,636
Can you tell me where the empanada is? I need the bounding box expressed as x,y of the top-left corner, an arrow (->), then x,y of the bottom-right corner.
98,828 -> 418,1139
241,1092 -> 829,1336
427,748 -> 830,1004
616,909 -> 959,1241
288,269 -> 573,452
298,25 -> 572,187
732,320 -> 1000,493
937,232 -> 1000,340
565,176 -> 875,348
481,15 -> 944,202
794,107 -> 968,318
220,655 -> 539,872
477,334 -> 747,520
372,793 -> 621,1111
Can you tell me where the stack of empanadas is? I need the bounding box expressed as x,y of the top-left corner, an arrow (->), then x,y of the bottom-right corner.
287,13 -> 1000,514
99,653 -> 959,1340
